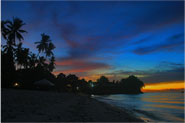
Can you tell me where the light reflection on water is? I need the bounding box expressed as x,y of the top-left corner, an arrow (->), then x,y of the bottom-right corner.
94,92 -> 184,122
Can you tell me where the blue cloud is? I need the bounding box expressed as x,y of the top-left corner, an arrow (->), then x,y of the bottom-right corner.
2,1 -> 184,82
133,33 -> 184,55
103,61 -> 184,83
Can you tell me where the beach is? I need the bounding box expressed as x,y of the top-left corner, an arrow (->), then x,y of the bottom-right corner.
1,89 -> 143,122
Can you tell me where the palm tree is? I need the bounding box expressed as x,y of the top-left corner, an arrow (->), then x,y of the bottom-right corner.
2,40 -> 16,72
46,42 -> 55,57
37,56 -> 47,68
35,33 -> 56,71
35,33 -> 51,57
48,56 -> 55,72
2,40 -> 15,53
21,48 -> 30,69
15,44 -> 30,69
15,43 -> 31,69
28,53 -> 38,69
6,17 -> 27,45
15,43 -> 24,69
1,18 -> 26,87
1,20 -> 9,40
1,18 -> 27,70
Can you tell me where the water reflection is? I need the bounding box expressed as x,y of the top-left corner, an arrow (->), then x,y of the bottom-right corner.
145,104 -> 184,110
94,92 -> 184,122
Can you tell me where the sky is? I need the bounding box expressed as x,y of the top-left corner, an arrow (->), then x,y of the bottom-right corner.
2,1 -> 184,89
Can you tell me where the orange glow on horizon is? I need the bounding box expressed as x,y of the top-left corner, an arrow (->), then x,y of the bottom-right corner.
142,81 -> 184,92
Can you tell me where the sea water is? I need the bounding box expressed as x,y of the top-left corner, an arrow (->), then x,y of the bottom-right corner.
93,92 -> 184,122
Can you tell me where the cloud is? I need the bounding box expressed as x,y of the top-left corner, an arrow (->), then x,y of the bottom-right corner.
49,2 -> 184,80
5,1 -> 182,58
167,33 -> 184,41
133,33 -> 184,55
133,37 -> 150,45
157,61 -> 184,70
53,57 -> 110,77
127,1 -> 184,33
2,1 -> 184,83
102,61 -> 184,83
139,67 -> 184,83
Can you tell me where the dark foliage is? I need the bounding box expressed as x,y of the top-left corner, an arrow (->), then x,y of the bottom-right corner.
53,74 -> 144,94
55,73 -> 67,92
16,67 -> 56,89
1,17 -> 145,94
1,50 -> 16,88
93,75 -> 144,94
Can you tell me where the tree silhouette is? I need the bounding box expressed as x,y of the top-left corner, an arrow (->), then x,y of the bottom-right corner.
67,74 -> 79,92
35,33 -> 51,57
46,42 -> 55,57
88,80 -> 94,87
15,43 -> 24,69
37,56 -> 47,68
2,40 -> 15,54
48,56 -> 55,72
1,17 -> 145,94
6,17 -> 27,45
1,18 -> 26,87
21,48 -> 30,69
1,46 -> 15,87
1,17 -> 27,70
35,33 -> 56,71
97,76 -> 109,85
122,75 -> 144,93
15,43 -> 30,69
56,73 -> 67,92
1,20 -> 9,40
28,52 -> 38,69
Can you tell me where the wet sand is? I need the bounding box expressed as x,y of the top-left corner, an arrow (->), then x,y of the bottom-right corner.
2,89 -> 143,122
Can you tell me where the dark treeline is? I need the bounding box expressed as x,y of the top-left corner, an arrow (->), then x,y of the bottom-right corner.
1,17 -> 56,89
55,74 -> 145,94
1,17 -> 144,95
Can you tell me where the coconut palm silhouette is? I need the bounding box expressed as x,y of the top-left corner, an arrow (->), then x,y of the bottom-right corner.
35,33 -> 51,57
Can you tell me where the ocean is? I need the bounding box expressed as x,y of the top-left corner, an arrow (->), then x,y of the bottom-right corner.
93,92 -> 184,122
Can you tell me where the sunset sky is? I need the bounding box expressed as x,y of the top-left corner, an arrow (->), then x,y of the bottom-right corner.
2,1 -> 184,90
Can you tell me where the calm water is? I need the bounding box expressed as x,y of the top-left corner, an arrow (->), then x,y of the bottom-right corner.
93,92 -> 184,122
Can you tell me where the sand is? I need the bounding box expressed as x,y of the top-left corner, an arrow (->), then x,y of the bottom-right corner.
1,89 -> 143,122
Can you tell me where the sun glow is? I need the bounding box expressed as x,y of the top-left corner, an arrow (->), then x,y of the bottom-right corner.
142,81 -> 184,92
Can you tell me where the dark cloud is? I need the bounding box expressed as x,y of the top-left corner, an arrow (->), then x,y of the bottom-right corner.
133,37 -> 150,44
167,33 -> 184,41
11,1 -> 183,58
133,33 -> 184,55
103,61 -> 184,83
140,67 -> 184,83
157,61 -> 184,70
33,2 -> 184,81
2,1 -> 184,83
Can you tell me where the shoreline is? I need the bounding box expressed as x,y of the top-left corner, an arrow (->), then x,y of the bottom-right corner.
92,92 -> 185,122
92,95 -> 151,122
2,88 -> 143,122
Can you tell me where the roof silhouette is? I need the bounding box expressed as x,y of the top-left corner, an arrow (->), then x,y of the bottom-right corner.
34,79 -> 55,86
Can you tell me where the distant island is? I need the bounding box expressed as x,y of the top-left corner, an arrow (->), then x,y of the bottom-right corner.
1,17 -> 144,95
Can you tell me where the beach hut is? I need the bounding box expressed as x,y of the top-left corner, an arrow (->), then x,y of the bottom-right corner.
34,79 -> 55,90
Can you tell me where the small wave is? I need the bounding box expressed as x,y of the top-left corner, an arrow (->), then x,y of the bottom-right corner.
133,109 -> 163,122
94,92 -> 184,122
